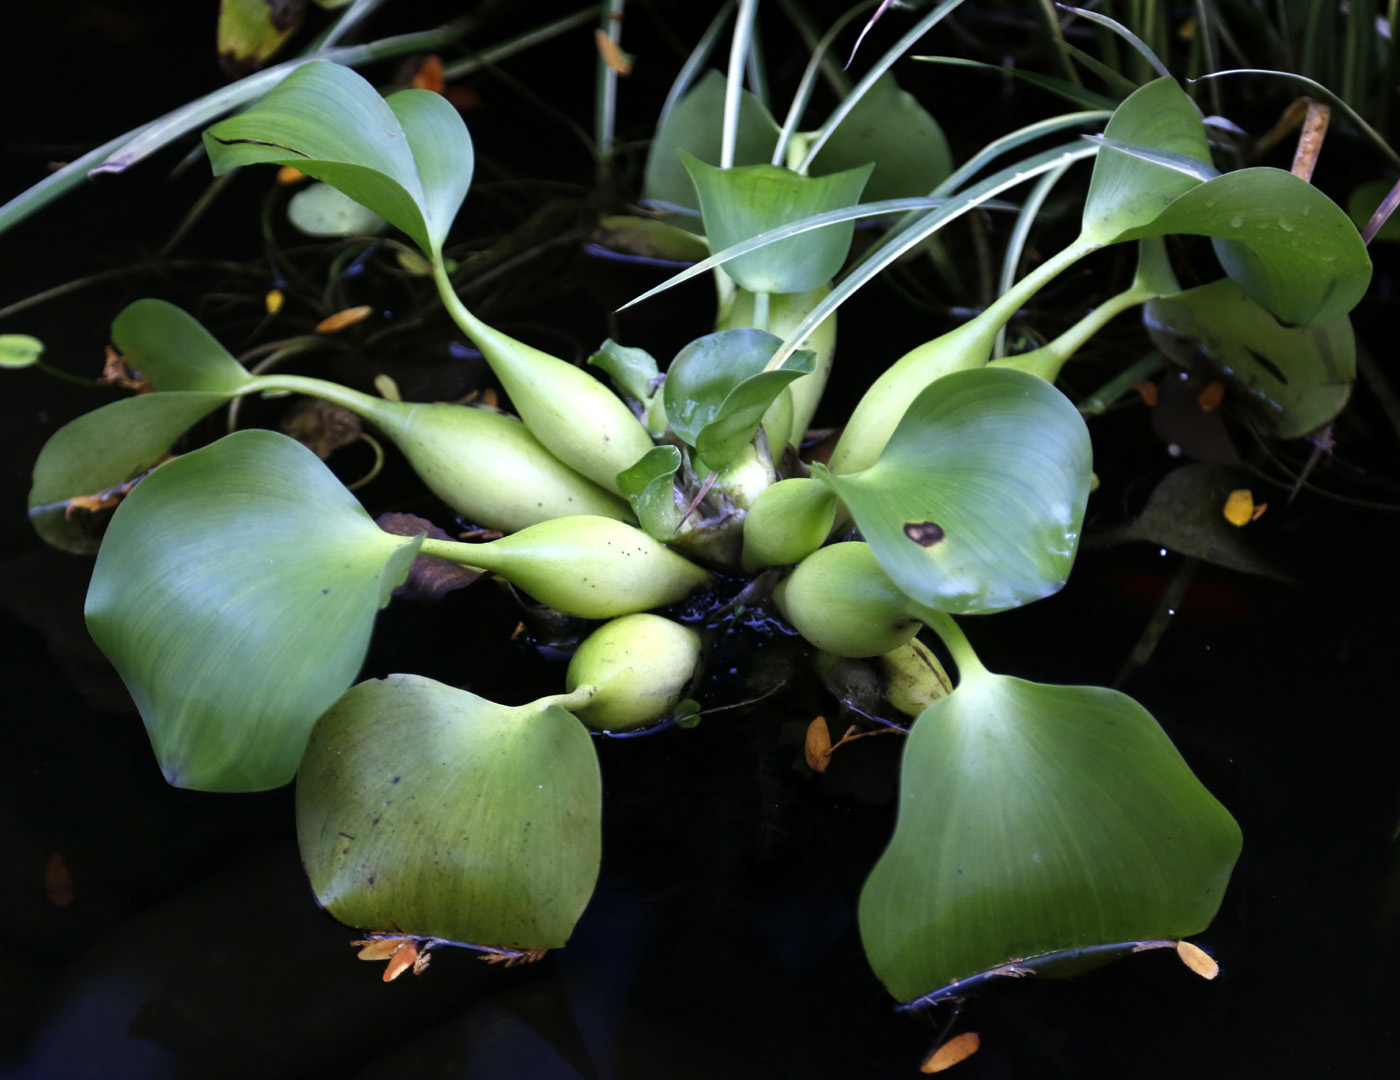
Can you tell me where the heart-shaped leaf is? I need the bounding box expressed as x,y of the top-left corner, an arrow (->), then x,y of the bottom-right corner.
112,298 -> 253,393
587,338 -> 661,405
29,392 -> 236,554
1080,76 -> 1213,244
662,329 -> 814,470
816,367 -> 1092,614
641,70 -> 779,216
297,674 -> 601,950
806,73 -> 952,203
682,153 -> 873,293
85,429 -> 421,792
1145,277 -> 1355,437
859,668 -> 1242,1003
204,60 -> 472,257
617,445 -> 683,540
1122,168 -> 1371,327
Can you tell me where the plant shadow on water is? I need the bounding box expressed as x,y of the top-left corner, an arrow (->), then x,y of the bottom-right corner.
2,2 -> 1400,1078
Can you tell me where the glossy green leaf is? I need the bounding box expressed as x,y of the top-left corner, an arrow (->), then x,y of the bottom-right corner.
204,60 -> 472,256
816,368 -> 1092,614
287,180 -> 388,236
587,339 -> 661,404
1121,169 -> 1371,328
807,73 -> 952,204
0,333 -> 43,368
1081,77 -> 1212,244
111,299 -> 253,393
298,674 -> 601,950
860,669 -> 1242,1003
28,392 -> 235,555
662,329 -> 814,470
1145,278 -> 1355,438
682,153 -> 873,293
616,445 -> 683,540
641,70 -> 779,215
85,429 -> 421,792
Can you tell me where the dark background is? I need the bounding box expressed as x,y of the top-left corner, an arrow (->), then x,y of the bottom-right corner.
2,2 -> 1399,1077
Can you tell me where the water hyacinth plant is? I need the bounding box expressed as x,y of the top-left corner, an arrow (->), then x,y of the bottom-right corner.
5,0 -> 1385,1065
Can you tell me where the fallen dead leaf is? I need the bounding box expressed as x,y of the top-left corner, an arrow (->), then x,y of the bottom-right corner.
1176,940 -> 1219,980
316,306 -> 373,334
805,716 -> 833,772
922,1032 -> 980,1073
594,29 -> 633,75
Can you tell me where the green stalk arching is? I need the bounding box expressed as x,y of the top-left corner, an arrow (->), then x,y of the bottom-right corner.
718,283 -> 836,449
433,261 -> 655,495
420,516 -> 711,619
828,236 -> 1096,475
248,374 -> 633,532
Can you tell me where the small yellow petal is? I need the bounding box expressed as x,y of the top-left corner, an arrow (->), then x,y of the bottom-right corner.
276,165 -> 309,186
922,1032 -> 980,1073
264,288 -> 284,316
1176,940 -> 1219,980
1198,381 -> 1225,412
1223,489 -> 1255,527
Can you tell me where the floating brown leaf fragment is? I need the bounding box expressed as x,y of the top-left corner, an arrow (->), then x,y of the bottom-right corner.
1176,940 -> 1219,980
478,947 -> 547,967
378,512 -> 484,600
1222,488 -> 1260,527
1197,381 -> 1225,412
1132,380 -> 1159,407
282,398 -> 362,459
352,937 -> 431,981
805,716 -> 833,771
276,165 -> 308,185
316,305 -> 373,334
922,1032 -> 980,1073
412,54 -> 445,93
100,346 -> 151,392
594,29 -> 633,75
44,851 -> 75,908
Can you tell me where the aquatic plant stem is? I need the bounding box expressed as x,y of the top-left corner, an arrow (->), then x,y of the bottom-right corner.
917,609 -> 986,682
992,276 -> 1157,383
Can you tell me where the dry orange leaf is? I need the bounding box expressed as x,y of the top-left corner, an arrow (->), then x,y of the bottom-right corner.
100,346 -> 151,392
1197,381 -> 1225,412
1223,489 -> 1256,527
316,305 -> 373,334
65,492 -> 123,518
276,165 -> 308,186
383,940 -> 420,981
594,29 -> 633,75
354,938 -> 405,962
1176,940 -> 1219,980
805,716 -> 833,772
44,851 -> 75,908
1131,380 -> 1159,407
922,1032 -> 980,1073
413,54 -> 445,93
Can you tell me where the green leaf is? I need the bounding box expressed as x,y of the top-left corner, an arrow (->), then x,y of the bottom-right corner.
111,299 -> 253,393
1087,462 -> 1290,579
918,56 -> 1120,111
1122,168 -> 1371,327
641,70 -> 779,216
297,674 -> 601,950
1081,77 -> 1213,244
807,73 -> 952,204
1145,278 -> 1355,437
587,339 -> 661,404
616,445 -> 683,540
681,153 -> 873,293
28,392 -> 236,555
287,180 -> 388,236
817,368 -> 1091,614
859,670 -> 1242,1004
85,429 -> 421,792
218,0 -> 303,73
204,60 -> 472,257
0,333 -> 44,368
662,329 -> 814,470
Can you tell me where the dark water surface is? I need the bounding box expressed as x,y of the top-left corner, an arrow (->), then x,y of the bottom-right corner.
3,3 -> 1399,1077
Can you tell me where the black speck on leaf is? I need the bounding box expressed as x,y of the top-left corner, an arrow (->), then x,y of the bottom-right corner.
903,521 -> 945,547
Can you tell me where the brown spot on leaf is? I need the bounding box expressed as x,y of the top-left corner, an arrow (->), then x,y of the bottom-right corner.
903,521 -> 945,547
